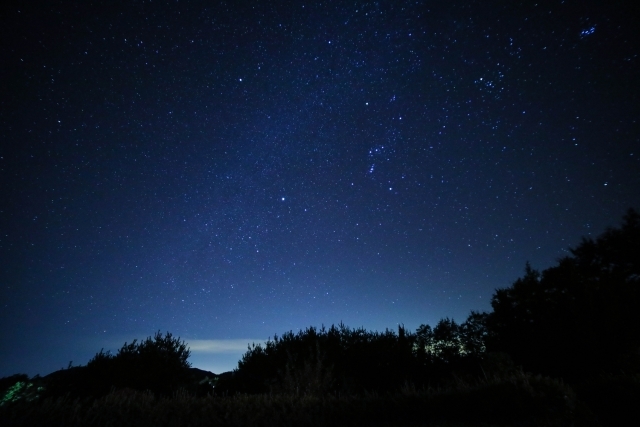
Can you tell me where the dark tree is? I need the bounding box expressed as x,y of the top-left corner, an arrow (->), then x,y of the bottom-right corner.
89,331 -> 191,396
415,313 -> 487,363
484,209 -> 640,381
42,331 -> 192,399
459,311 -> 488,356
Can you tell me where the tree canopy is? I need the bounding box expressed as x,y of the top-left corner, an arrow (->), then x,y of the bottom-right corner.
484,209 -> 640,380
41,331 -> 192,399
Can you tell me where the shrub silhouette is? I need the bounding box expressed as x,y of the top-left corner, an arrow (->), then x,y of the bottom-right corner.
224,323 -> 421,395
43,331 -> 192,399
89,331 -> 191,397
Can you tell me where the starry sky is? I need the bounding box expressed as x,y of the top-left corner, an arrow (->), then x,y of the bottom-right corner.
1,0 -> 638,378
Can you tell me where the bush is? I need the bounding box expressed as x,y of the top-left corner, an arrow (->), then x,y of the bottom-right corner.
0,374 -> 44,406
225,323 -> 463,396
42,331 -> 192,399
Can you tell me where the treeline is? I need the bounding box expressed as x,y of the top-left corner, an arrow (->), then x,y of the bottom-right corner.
217,209 -> 640,397
1,209 -> 639,425
0,331 -> 200,404
216,318 -> 492,396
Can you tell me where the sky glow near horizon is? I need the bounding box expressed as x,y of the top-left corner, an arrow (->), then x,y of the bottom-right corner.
1,0 -> 638,377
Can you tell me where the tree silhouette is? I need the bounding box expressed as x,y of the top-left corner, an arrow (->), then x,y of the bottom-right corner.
460,311 -> 488,356
484,209 -> 640,381
42,331 -> 192,399
415,314 -> 487,363
90,331 -> 191,396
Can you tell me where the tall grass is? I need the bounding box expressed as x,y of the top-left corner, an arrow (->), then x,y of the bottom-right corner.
0,370 -> 580,427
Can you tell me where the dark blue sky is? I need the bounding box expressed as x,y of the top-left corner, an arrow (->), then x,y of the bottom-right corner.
1,0 -> 638,377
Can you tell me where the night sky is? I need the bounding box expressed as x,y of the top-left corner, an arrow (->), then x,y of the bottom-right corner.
1,0 -> 638,378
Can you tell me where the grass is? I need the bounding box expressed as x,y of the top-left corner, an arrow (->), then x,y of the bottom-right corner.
0,370 -> 583,427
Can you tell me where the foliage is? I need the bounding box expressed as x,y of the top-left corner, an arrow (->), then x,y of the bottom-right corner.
0,374 -> 44,406
224,318 -> 494,396
415,313 -> 487,362
484,208 -> 640,380
43,331 -> 192,399
225,323 -> 421,395
90,330 -> 191,396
